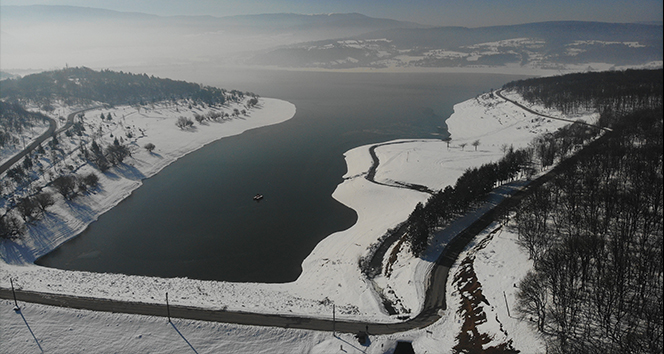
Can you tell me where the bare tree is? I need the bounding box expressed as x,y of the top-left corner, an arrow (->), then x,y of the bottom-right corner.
16,197 -> 38,222
105,144 -> 130,166
33,192 -> 55,211
144,143 -> 156,153
175,116 -> 193,129
52,175 -> 78,200
78,173 -> 100,192
0,214 -> 23,239
517,271 -> 548,331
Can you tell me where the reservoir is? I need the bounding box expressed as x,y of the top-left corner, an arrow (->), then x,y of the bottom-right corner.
37,70 -> 526,282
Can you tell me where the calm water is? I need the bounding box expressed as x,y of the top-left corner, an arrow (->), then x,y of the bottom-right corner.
37,70 -> 526,282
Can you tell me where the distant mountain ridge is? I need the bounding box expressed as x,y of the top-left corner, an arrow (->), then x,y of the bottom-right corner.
249,21 -> 663,70
1,5 -> 661,72
1,5 -> 426,38
0,5 -> 428,69
1,5 -> 423,25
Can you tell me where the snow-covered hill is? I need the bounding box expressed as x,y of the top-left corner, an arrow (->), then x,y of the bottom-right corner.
249,22 -> 663,72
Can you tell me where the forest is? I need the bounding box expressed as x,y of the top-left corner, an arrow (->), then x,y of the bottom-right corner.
512,70 -> 662,353
0,66 -> 253,106
503,69 -> 663,115
387,69 -> 661,352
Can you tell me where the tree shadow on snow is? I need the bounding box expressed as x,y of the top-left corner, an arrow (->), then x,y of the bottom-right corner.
111,163 -> 146,181
1,211 -> 79,265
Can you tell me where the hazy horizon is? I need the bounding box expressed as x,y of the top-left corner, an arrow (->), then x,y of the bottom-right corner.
1,1 -> 662,74
2,0 -> 663,27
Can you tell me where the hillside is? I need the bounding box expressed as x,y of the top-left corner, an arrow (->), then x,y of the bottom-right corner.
2,68 -> 661,352
0,102 -> 52,166
249,21 -> 663,70
0,67 -> 264,240
4,6 -> 660,73
0,5 -> 425,70
507,73 -> 663,352
0,67 -> 247,106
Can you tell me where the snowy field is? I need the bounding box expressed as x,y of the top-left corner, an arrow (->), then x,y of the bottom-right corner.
1,90 -> 597,353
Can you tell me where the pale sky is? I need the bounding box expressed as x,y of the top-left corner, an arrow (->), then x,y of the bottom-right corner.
2,0 -> 663,27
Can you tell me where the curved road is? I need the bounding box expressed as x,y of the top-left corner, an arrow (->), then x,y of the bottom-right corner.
0,107 -> 97,176
495,89 -> 611,132
0,93 -> 609,334
0,116 -> 56,176
366,140 -> 436,194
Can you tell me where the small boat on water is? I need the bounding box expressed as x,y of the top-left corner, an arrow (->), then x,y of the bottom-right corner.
253,194 -> 264,201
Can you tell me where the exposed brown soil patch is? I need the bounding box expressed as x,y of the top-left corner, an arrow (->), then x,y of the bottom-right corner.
452,228 -> 520,354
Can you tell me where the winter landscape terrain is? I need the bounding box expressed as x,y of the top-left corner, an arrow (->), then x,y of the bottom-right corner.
1,3 -> 662,353
1,83 -> 598,352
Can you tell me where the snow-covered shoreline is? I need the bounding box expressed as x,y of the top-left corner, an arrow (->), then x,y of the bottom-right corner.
2,89 -> 597,352
1,97 -> 295,264
2,89 -> 596,316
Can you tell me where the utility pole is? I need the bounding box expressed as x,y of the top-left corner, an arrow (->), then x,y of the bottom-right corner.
10,278 -> 20,311
332,304 -> 336,337
166,292 -> 171,323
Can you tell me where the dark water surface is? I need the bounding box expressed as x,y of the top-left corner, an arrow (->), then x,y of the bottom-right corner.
37,70 -> 526,282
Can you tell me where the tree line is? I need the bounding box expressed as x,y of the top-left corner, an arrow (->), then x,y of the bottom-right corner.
363,69 -> 661,351
399,120 -> 603,258
0,67 -> 256,107
504,69 -> 663,116
396,69 -> 661,259
403,146 -> 535,256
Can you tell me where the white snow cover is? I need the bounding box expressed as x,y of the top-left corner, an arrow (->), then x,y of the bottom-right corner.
0,119 -> 50,166
1,90 -> 596,352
